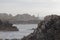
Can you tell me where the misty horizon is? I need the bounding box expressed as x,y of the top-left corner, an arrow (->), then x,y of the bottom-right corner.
0,13 -> 40,17
0,0 -> 60,17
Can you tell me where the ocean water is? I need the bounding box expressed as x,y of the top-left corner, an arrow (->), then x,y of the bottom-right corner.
0,24 -> 37,39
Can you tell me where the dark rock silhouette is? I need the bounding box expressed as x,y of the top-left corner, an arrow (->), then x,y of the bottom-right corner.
0,20 -> 18,31
0,20 -> 2,25
21,15 -> 60,40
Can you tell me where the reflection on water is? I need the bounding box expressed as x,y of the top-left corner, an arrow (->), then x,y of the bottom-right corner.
0,24 -> 37,39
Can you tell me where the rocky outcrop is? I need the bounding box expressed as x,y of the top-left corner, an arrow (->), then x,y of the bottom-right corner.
21,15 -> 60,40
0,20 -> 18,31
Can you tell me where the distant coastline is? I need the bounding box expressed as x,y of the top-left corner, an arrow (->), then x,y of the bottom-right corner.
0,13 -> 41,24
10,20 -> 40,24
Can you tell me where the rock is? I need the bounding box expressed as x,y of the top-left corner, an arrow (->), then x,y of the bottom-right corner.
21,15 -> 60,40
0,20 -> 18,31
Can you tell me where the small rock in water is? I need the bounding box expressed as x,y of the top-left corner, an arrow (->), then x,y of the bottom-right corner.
0,20 -> 19,31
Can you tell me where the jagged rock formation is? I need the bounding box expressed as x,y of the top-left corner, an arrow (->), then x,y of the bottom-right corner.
0,20 -> 18,31
21,15 -> 60,40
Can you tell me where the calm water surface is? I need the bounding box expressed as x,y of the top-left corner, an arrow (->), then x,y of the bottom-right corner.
0,24 -> 37,39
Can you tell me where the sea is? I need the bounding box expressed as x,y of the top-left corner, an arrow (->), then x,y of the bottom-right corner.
0,24 -> 38,40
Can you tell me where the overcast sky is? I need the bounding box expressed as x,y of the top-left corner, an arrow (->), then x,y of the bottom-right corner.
0,0 -> 60,17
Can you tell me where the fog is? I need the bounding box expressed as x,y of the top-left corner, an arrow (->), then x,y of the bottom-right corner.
0,0 -> 60,17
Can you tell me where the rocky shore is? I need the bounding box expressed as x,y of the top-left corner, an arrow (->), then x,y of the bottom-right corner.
0,20 -> 18,31
21,15 -> 60,40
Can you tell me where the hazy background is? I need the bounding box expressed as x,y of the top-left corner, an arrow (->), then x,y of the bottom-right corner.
0,0 -> 60,17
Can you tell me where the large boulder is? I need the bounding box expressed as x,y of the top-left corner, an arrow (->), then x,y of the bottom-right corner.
0,20 -> 18,31
21,15 -> 60,40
